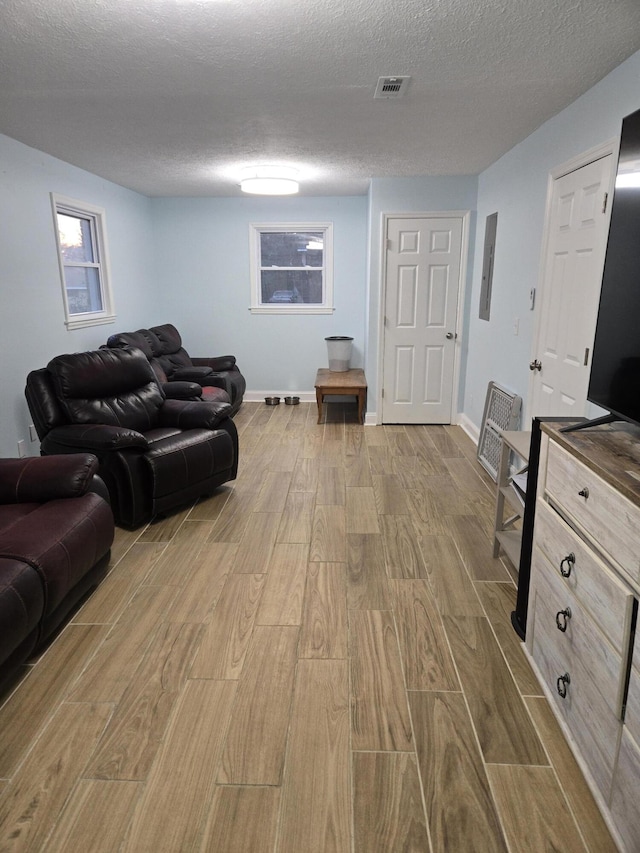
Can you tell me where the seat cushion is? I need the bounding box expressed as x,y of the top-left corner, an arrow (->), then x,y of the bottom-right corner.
201,386 -> 231,405
0,494 -> 114,617
0,504 -> 39,537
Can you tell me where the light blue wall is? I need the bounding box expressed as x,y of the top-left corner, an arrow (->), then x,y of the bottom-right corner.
366,177 -> 479,408
2,46 -> 640,457
0,134 -> 155,456
150,196 -> 368,394
463,49 -> 640,431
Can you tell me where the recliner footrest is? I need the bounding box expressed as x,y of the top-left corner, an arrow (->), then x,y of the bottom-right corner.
144,428 -> 235,516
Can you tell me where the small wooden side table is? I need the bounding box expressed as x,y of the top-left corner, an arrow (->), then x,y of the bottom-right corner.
315,368 -> 367,424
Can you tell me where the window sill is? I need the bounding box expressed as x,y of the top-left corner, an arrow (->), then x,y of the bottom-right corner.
65,313 -> 117,331
249,306 -> 335,315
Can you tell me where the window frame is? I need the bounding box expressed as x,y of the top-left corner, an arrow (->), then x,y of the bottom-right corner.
249,222 -> 334,314
51,193 -> 116,330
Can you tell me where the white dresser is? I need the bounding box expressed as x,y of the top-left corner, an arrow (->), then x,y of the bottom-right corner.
526,421 -> 640,851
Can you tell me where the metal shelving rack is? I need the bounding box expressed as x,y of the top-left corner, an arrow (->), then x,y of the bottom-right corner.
492,429 -> 531,572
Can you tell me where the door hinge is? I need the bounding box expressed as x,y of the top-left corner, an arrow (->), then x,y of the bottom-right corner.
584,347 -> 590,366
381,388 -> 384,398
386,238 -> 392,250
602,192 -> 608,214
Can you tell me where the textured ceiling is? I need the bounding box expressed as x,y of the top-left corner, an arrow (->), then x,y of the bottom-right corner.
2,0 -> 640,197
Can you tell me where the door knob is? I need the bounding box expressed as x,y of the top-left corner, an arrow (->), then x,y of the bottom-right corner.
446,332 -> 454,340
529,359 -> 542,371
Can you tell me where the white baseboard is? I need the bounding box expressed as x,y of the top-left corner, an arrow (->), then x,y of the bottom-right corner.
456,412 -> 480,447
242,394 -> 477,441
243,391 -> 378,424
243,390 -> 316,403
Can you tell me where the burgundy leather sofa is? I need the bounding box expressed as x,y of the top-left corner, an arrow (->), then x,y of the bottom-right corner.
105,328 -> 232,407
25,347 -> 238,528
0,454 -> 114,694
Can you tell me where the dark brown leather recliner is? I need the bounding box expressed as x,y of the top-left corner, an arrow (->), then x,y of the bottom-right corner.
0,453 -> 114,694
25,347 -> 238,528
105,328 -> 231,406
149,323 -> 246,415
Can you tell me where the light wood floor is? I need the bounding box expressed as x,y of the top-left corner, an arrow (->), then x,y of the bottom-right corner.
0,402 -> 618,852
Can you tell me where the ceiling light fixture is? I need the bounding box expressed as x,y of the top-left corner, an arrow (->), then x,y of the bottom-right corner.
240,165 -> 299,195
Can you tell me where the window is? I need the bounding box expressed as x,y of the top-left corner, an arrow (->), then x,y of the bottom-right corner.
51,193 -> 115,329
249,223 -> 334,313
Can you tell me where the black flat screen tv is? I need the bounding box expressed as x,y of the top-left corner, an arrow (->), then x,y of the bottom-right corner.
564,106 -> 640,432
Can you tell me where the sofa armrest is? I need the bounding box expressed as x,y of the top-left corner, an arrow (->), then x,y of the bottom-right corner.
0,454 -> 100,503
159,399 -> 233,430
40,424 -> 149,455
192,355 -> 237,371
161,380 -> 203,400
171,366 -> 214,382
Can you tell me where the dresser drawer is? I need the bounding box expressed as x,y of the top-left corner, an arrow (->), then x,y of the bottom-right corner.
533,498 -> 635,654
531,588 -> 621,798
545,441 -> 640,584
531,554 -> 627,718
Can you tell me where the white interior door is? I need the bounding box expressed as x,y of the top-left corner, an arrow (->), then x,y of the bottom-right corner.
382,216 -> 463,423
529,153 -> 614,417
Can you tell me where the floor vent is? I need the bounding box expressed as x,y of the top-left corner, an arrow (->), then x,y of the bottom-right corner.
477,382 -> 522,481
374,76 -> 411,99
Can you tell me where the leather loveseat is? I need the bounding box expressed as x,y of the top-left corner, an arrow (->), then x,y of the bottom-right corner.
25,347 -> 239,528
105,328 -> 232,407
0,454 -> 114,694
106,324 -> 245,415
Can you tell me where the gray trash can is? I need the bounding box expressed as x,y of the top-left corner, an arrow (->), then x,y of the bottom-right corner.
325,336 -> 353,372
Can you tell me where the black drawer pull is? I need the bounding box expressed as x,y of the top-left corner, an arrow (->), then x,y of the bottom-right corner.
555,608 -> 572,632
578,487 -> 589,499
560,553 -> 575,578
556,673 -> 571,699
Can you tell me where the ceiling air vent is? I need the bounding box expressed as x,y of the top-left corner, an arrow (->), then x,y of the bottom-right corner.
374,76 -> 411,99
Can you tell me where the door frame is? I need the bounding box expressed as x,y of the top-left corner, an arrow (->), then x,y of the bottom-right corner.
525,138 -> 617,424
377,210 -> 471,425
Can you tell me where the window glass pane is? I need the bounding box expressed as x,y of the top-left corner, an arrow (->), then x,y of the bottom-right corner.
260,231 -> 323,268
64,266 -> 103,313
57,213 -> 96,263
261,269 -> 323,304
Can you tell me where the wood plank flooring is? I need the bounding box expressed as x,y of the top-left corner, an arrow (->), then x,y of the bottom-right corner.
0,402 -> 617,852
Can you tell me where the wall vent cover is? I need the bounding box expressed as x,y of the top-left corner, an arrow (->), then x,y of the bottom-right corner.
374,76 -> 411,99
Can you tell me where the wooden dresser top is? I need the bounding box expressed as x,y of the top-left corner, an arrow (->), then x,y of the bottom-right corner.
542,420 -> 640,509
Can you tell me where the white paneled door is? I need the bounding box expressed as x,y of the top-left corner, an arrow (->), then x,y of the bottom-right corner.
529,153 -> 614,417
382,215 -> 463,423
